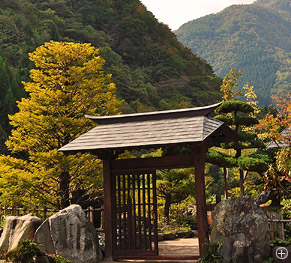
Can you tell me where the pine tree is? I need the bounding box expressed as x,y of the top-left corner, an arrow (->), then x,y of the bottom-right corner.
157,169 -> 195,224
207,68 -> 270,197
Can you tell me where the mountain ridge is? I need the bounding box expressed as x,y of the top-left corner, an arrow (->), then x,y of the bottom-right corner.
175,0 -> 291,106
0,0 -> 222,153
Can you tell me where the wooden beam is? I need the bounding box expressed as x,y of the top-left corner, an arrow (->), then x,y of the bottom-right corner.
103,159 -> 114,260
194,144 -> 208,257
111,154 -> 195,172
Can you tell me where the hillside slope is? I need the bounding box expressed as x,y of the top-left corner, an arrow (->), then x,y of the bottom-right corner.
0,0 -> 222,152
175,0 -> 291,106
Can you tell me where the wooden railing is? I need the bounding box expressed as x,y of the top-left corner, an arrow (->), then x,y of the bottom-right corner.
205,207 -> 291,240
267,211 -> 291,240
0,205 -> 104,229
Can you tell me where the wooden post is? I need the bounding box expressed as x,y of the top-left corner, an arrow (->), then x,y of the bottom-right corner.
215,194 -> 221,204
194,144 -> 208,257
103,158 -> 114,260
100,205 -> 104,230
43,206 -> 47,221
23,207 -> 27,216
88,206 -> 94,223
223,167 -> 229,199
34,207 -> 38,217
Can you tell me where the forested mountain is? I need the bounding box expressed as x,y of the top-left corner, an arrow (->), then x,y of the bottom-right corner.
175,0 -> 291,106
0,0 -> 222,153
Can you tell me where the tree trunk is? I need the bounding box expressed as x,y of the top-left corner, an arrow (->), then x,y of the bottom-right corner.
235,149 -> 245,196
239,169 -> 245,196
60,170 -> 70,209
164,194 -> 171,224
223,167 -> 229,199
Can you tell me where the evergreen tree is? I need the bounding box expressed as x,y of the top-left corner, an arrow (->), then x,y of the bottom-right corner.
0,56 -> 19,154
207,69 -> 270,196
157,169 -> 195,224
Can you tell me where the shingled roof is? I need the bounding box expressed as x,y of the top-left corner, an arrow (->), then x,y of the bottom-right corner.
59,102 -> 237,153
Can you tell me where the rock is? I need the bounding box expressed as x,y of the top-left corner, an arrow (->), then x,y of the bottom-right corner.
159,233 -> 176,240
0,214 -> 42,254
175,231 -> 185,238
97,232 -> 105,261
184,230 -> 195,238
158,234 -> 164,241
189,221 -> 197,230
34,204 -> 99,263
211,196 -> 271,263
184,205 -> 196,217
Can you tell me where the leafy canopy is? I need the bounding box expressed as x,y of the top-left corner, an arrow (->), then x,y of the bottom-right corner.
7,41 -> 121,152
258,93 -> 291,197
207,68 -> 269,197
0,41 -> 122,208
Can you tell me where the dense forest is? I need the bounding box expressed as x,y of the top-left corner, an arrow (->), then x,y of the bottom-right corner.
0,0 -> 222,153
175,0 -> 291,106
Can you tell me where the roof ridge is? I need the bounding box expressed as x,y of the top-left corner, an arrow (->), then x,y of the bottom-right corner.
85,102 -> 222,125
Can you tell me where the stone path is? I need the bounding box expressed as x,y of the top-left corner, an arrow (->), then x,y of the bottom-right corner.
0,238 -> 199,263
101,237 -> 199,263
159,237 -> 199,256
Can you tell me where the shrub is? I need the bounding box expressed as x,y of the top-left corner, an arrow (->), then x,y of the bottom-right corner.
53,255 -> 72,263
4,239 -> 41,263
279,199 -> 291,219
198,240 -> 224,263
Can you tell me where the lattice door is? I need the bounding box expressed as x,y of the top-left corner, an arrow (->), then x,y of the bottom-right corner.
113,171 -> 158,258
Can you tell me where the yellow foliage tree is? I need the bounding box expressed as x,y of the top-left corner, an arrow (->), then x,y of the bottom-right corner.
258,93 -> 291,195
0,41 -> 122,209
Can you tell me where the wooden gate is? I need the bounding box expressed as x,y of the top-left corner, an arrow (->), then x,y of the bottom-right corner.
112,170 -> 158,258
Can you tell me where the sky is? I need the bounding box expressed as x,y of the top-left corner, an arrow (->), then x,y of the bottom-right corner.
140,0 -> 257,30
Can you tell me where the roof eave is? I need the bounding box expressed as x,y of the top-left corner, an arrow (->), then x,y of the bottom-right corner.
85,102 -> 222,125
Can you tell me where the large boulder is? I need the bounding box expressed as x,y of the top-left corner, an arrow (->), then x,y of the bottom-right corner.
211,196 -> 271,263
34,204 -> 99,263
0,214 -> 42,254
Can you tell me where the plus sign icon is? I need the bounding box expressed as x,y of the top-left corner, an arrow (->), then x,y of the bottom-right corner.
275,247 -> 289,260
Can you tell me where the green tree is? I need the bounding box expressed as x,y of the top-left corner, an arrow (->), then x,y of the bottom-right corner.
0,41 -> 122,209
157,169 -> 195,224
208,68 -> 269,197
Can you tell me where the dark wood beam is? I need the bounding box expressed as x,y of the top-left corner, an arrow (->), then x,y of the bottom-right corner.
110,154 -> 195,172
194,144 -> 208,257
103,159 -> 114,260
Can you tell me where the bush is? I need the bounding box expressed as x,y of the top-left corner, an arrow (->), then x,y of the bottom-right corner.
53,255 -> 72,263
3,239 -> 72,263
4,239 -> 41,263
198,241 -> 224,263
279,199 -> 291,219
0,215 -> 5,228
269,237 -> 291,247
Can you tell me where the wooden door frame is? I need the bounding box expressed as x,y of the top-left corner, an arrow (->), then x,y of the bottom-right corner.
112,170 -> 158,258
102,144 -> 208,261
